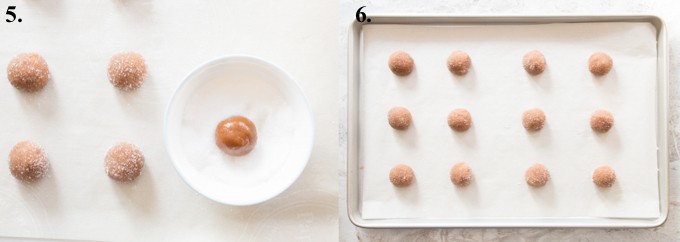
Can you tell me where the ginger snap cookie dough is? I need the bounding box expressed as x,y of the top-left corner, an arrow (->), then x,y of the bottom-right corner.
388,51 -> 414,76
9,141 -> 49,182
522,108 -> 546,131
588,52 -> 613,76
105,142 -> 145,182
215,116 -> 258,156
522,50 -> 546,75
447,50 -> 471,75
525,163 -> 550,187
108,52 -> 147,91
7,53 -> 50,92
590,110 -> 614,133
593,165 -> 616,188
447,108 -> 472,132
389,164 -> 414,187
387,107 -> 412,130
450,162 -> 472,187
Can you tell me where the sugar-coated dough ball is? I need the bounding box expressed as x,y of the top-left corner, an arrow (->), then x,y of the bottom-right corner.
7,53 -> 50,92
592,165 -> 616,188
387,107 -> 412,130
105,142 -> 145,182
215,116 -> 258,156
589,52 -> 613,76
447,51 -> 471,75
450,162 -> 472,186
522,108 -> 546,131
447,108 -> 471,132
525,163 -> 549,187
389,164 -> 414,187
522,50 -> 546,75
590,110 -> 614,133
9,141 -> 49,182
108,52 -> 147,91
388,51 -> 414,76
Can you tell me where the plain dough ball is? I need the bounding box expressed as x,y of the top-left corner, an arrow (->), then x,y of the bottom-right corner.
450,162 -> 472,186
522,108 -> 546,131
593,165 -> 616,188
105,142 -> 145,182
7,53 -> 50,92
590,110 -> 614,133
108,52 -> 147,91
522,50 -> 546,75
387,107 -> 412,130
9,141 -> 49,182
589,52 -> 613,76
447,51 -> 471,75
525,163 -> 550,187
389,164 -> 414,187
215,116 -> 258,156
447,108 -> 472,132
388,51 -> 414,76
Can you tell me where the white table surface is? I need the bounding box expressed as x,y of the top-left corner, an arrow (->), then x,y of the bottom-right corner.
0,0 -> 338,241
339,0 -> 680,241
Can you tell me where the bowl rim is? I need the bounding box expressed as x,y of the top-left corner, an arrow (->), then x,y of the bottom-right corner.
163,55 -> 315,206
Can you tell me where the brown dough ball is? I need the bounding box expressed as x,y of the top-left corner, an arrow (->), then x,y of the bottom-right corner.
447,108 -> 472,132
522,50 -> 546,75
9,141 -> 49,182
105,142 -> 145,182
215,116 -> 258,156
387,107 -> 412,130
7,53 -> 50,92
522,108 -> 546,131
389,164 -> 414,187
589,52 -> 613,76
592,165 -> 616,188
388,51 -> 414,76
525,163 -> 550,187
447,51 -> 471,75
590,110 -> 614,133
107,52 -> 147,91
450,162 -> 472,186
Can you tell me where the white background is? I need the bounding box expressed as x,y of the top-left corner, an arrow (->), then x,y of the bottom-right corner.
0,0 -> 338,241
339,0 -> 680,241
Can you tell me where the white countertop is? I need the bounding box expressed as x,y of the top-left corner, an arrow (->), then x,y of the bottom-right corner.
339,0 -> 680,241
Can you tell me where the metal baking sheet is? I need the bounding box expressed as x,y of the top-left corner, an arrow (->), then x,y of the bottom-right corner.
346,15 -> 668,228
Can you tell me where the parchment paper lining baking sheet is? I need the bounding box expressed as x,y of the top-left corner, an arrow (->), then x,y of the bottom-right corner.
359,22 -> 659,219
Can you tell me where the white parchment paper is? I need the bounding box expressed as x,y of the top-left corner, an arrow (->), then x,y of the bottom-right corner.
360,22 -> 659,219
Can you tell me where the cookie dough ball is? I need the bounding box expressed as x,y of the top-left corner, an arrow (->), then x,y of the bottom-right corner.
590,110 -> 614,133
389,164 -> 414,187
522,108 -> 546,131
593,165 -> 616,188
107,52 -> 147,91
388,51 -> 414,76
525,163 -> 550,187
9,141 -> 49,182
522,50 -> 546,75
105,142 -> 145,182
448,108 -> 472,132
215,116 -> 258,156
588,52 -> 613,76
387,107 -> 412,130
450,162 -> 472,186
7,53 -> 50,92
447,51 -> 471,75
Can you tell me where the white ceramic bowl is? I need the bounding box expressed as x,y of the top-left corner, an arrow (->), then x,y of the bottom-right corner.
164,56 -> 314,206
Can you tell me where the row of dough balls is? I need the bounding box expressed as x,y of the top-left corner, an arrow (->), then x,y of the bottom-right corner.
6,52 -> 147,92
389,163 -> 616,188
8,141 -> 145,183
388,107 -> 614,133
388,50 -> 613,76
